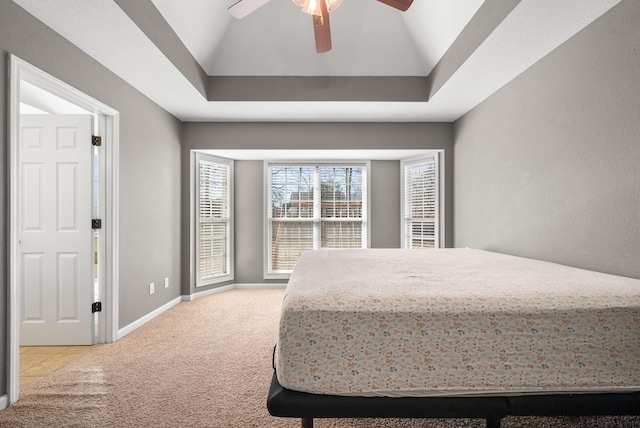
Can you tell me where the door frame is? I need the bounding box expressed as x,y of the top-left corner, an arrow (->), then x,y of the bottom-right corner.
7,55 -> 120,403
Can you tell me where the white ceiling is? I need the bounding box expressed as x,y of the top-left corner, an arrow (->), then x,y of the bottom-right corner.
13,0 -> 622,122
151,0 -> 483,77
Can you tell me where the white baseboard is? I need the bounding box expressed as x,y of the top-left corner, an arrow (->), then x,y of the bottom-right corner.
235,283 -> 286,289
117,296 -> 182,339
184,283 -> 285,301
183,284 -> 235,301
0,394 -> 8,410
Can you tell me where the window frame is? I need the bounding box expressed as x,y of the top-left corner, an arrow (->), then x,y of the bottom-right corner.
264,160 -> 370,279
194,152 -> 234,287
400,152 -> 444,249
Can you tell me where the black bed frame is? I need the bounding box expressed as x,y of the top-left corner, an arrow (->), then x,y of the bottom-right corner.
267,372 -> 640,428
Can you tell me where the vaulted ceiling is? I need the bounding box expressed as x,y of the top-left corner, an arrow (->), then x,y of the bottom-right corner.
12,0 -> 621,122
151,0 -> 479,77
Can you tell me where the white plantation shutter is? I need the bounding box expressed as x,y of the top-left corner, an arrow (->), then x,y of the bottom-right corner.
197,155 -> 232,284
267,163 -> 367,276
403,155 -> 439,249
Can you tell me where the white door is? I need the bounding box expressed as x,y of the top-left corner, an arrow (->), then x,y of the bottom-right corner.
19,114 -> 94,346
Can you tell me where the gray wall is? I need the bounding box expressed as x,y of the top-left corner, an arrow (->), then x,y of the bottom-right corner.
0,3 -> 182,399
370,160 -> 402,249
181,123 -> 453,289
453,0 -> 640,279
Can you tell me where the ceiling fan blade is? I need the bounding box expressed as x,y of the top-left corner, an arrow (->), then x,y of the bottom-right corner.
376,0 -> 413,12
313,0 -> 332,53
228,0 -> 271,19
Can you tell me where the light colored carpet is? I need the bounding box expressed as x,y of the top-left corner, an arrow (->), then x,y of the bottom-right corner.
0,289 -> 637,427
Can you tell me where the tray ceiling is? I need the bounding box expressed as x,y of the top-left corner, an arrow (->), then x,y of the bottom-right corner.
12,0 -> 622,122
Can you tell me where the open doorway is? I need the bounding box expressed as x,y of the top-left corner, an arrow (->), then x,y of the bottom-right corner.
7,55 -> 120,404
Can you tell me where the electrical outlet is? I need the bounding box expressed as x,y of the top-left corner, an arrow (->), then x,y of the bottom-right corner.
149,282 -> 155,295
164,277 -> 169,288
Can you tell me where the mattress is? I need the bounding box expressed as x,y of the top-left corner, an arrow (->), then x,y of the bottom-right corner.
274,248 -> 640,397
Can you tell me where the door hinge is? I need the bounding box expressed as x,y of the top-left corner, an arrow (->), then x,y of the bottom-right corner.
92,302 -> 102,313
92,135 -> 102,146
92,219 -> 102,230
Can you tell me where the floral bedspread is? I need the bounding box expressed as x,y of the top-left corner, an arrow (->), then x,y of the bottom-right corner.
275,248 -> 640,397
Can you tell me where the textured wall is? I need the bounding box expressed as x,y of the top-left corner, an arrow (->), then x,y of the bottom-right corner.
453,0 -> 640,278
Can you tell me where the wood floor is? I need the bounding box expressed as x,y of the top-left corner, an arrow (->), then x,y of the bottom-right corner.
20,346 -> 94,390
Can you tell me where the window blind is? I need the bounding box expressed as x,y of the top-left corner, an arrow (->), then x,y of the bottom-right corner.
319,166 -> 363,249
403,155 -> 439,249
268,164 -> 366,274
197,157 -> 231,283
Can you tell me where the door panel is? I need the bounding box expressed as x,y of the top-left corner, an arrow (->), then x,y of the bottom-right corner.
19,114 -> 93,346
22,163 -> 44,231
22,253 -> 45,321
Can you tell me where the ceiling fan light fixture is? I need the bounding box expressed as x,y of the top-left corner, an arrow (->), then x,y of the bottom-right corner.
234,0 -> 412,55
293,0 -> 342,16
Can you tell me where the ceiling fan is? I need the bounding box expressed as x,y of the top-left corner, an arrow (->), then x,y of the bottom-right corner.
228,0 -> 414,53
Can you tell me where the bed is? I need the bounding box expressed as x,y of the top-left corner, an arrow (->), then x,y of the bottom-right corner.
267,248 -> 640,427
